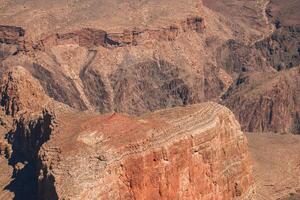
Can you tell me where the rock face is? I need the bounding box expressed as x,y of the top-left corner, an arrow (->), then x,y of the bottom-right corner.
36,102 -> 254,200
214,0 -> 300,134
1,0 -> 298,134
219,24 -> 300,133
2,0 -> 298,135
0,14 -> 221,115
222,68 -> 300,134
0,66 -> 50,116
0,25 -> 25,61
0,25 -> 25,47
0,66 -> 69,199
0,66 -> 255,199
0,65 -> 254,200
40,16 -> 205,49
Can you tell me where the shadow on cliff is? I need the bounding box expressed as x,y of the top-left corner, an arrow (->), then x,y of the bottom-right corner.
3,111 -> 59,200
4,161 -> 37,200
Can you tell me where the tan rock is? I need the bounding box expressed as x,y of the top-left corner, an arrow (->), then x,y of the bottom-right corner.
37,102 -> 254,199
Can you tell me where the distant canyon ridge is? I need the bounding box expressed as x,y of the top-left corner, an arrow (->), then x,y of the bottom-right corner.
0,0 -> 299,199
1,0 -> 299,134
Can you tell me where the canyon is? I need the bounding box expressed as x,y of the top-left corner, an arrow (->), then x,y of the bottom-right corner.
0,0 -> 299,199
0,0 -> 299,134
0,66 -> 254,199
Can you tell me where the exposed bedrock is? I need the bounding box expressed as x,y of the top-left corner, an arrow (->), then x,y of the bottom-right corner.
81,68 -> 111,113
40,16 -> 205,49
0,66 -> 50,117
37,102 -> 254,200
0,67 -> 255,199
217,26 -> 300,77
3,108 -> 57,200
0,25 -> 25,47
222,68 -> 300,134
0,66 -> 69,199
0,25 -> 26,61
29,63 -> 88,111
110,60 -> 194,114
217,25 -> 300,133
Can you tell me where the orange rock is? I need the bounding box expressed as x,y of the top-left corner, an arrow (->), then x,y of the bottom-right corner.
36,103 -> 254,199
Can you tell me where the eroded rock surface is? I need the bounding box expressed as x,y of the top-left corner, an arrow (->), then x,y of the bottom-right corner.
222,68 -> 300,134
0,66 -> 254,199
37,102 -> 254,200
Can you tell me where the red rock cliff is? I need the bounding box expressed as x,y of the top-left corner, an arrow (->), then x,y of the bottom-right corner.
38,102 -> 254,200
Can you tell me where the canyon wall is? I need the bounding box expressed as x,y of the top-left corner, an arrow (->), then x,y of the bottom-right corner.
0,66 -> 255,199
0,15 -> 224,116
2,0 -> 298,135
1,0 -> 299,134
37,103 -> 254,200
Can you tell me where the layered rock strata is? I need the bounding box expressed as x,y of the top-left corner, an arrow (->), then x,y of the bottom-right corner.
41,16 -> 205,49
37,102 -> 254,199
0,66 -> 255,200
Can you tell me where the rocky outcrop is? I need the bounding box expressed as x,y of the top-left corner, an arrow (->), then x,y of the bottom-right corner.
216,13 -> 300,133
37,102 -> 254,199
0,66 -> 70,199
28,63 -> 88,111
0,13 -> 216,116
215,8 -> 300,133
222,68 -> 300,134
0,66 -> 254,199
0,25 -> 25,45
39,16 -> 205,49
106,16 -> 205,46
0,25 -> 26,61
41,28 -> 107,49
217,26 -> 300,78
110,60 -> 193,114
0,66 -> 50,117
1,15 -> 205,53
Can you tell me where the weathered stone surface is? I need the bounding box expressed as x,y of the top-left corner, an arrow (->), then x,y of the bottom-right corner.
0,25 -> 25,45
37,102 -> 254,200
0,65 -> 254,200
0,66 -> 50,117
0,66 -> 70,199
2,0 -> 298,136
222,67 -> 300,134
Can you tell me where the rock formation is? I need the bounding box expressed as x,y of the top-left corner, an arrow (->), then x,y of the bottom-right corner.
0,0 -> 299,199
0,13 -> 223,115
218,20 -> 300,134
0,66 -> 254,199
222,68 -> 300,134
1,0 -> 298,134
37,103 -> 255,200
40,16 -> 205,49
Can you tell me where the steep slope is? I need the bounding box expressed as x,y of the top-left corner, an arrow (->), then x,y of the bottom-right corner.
222,68 -> 300,134
218,28 -> 300,133
0,66 -> 255,199
0,7 -> 231,115
0,66 -> 69,199
214,0 -> 300,133
203,0 -> 273,43
37,102 -> 254,200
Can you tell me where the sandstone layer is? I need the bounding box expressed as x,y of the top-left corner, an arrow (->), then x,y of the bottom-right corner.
38,102 -> 254,200
0,66 -> 255,199
1,0 -> 299,134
